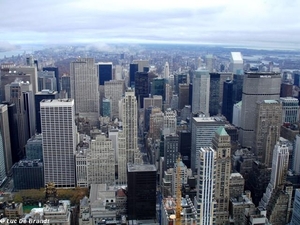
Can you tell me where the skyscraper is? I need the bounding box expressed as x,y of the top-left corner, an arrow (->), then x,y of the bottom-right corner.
164,134 -> 179,171
97,62 -> 113,85
254,100 -> 282,167
120,89 -> 139,164
178,83 -> 189,110
191,116 -> 226,172
209,73 -> 221,116
134,72 -> 149,108
35,90 -> 58,133
280,97 -> 299,124
230,52 -> 243,74
70,58 -> 99,125
38,70 -> 57,91
0,104 -> 12,175
129,63 -> 138,87
194,147 -> 216,225
41,99 -> 77,187
222,78 -> 234,123
290,189 -> 300,225
0,131 -> 6,185
151,78 -> 165,101
164,62 -> 170,79
61,74 -> 71,97
192,69 -> 210,116
5,81 -> 35,156
43,67 -> 59,92
104,80 -> 125,119
239,72 -> 281,148
127,164 -> 156,220
212,127 -> 231,225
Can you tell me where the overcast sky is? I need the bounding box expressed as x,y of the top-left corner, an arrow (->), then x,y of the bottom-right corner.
1,0 -> 300,50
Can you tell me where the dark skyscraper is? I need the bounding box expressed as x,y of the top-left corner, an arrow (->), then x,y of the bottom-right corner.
174,73 -> 188,93
293,72 -> 300,87
151,78 -> 165,101
129,63 -> 138,87
98,62 -> 113,85
134,72 -> 149,108
280,83 -> 293,97
43,67 -> 59,92
178,130 -> 191,168
127,164 -> 156,220
209,73 -> 221,116
222,79 -> 234,123
61,75 -> 71,98
35,90 -> 58,133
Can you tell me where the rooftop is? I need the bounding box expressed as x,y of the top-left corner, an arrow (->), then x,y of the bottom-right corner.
127,164 -> 156,172
231,52 -> 243,63
216,126 -> 228,136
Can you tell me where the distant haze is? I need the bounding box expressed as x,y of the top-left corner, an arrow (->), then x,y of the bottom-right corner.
1,0 -> 300,50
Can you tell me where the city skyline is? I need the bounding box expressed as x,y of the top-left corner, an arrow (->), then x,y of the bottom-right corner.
1,0 -> 300,51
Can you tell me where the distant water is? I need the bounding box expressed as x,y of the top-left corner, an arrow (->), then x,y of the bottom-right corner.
0,50 -> 30,59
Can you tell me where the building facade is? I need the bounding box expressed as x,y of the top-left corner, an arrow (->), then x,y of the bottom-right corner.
41,99 -> 77,187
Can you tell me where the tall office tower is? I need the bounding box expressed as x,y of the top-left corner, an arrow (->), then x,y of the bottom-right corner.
134,72 -> 149,108
26,56 -> 34,66
239,72 -> 281,148
222,78 -> 234,123
164,62 -> 170,79
232,73 -> 244,103
127,164 -> 156,220
280,83 -> 293,97
191,116 -> 226,172
280,97 -> 299,124
120,89 -> 139,163
143,95 -> 163,110
254,100 -> 282,167
104,80 -> 125,119
5,81 -> 35,156
294,72 -> 300,87
219,72 -> 233,103
178,83 -> 189,110
209,73 -> 221,116
151,78 -> 166,101
87,134 -> 115,186
37,70 -> 57,91
163,108 -> 177,135
1,66 -> 38,101
133,60 -> 149,73
114,65 -> 123,80
0,131 -> 6,185
108,129 -> 119,165
194,147 -> 216,225
174,73 -> 188,93
43,67 -> 59,92
149,109 -> 164,140
293,135 -> 300,175
25,134 -> 43,161
0,104 -> 12,175
117,131 -> 127,184
230,52 -> 244,74
61,74 -> 71,97
205,55 -> 214,72
192,69 -> 210,116
35,90 -> 58,133
70,58 -> 99,125
290,189 -> 300,225
259,141 -> 289,208
41,99 -> 77,187
97,62 -> 113,85
129,63 -> 138,87
178,130 -> 191,168
164,134 -> 179,171
232,101 -> 242,127
212,127 -> 231,225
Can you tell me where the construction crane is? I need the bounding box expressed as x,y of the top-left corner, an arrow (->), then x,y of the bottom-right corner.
175,157 -> 182,225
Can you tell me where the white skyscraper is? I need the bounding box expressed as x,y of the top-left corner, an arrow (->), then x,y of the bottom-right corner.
194,147 -> 216,225
163,108 -> 177,135
230,52 -> 243,74
70,58 -> 99,125
164,62 -> 170,79
259,141 -> 289,209
120,89 -> 140,164
192,69 -> 210,116
41,99 -> 77,187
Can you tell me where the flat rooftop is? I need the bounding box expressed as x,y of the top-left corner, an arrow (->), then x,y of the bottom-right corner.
127,164 -> 156,172
231,52 -> 243,63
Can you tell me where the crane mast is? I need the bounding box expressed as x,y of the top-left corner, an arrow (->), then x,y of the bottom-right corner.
175,157 -> 182,225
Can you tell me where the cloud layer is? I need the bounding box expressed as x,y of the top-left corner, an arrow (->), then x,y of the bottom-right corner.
1,0 -> 300,49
